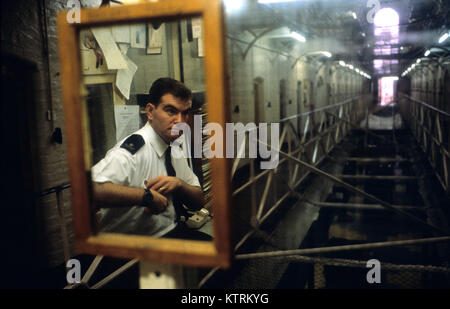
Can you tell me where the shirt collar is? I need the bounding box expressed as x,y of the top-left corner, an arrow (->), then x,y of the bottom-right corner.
144,122 -> 168,158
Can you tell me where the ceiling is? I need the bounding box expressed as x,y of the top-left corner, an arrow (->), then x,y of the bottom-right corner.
225,0 -> 450,77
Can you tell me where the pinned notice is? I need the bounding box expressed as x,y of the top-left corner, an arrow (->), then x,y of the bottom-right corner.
130,24 -> 146,49
116,55 -> 138,100
147,23 -> 164,54
91,27 -> 127,70
114,105 -> 139,143
192,18 -> 204,57
112,25 -> 131,43
192,18 -> 202,39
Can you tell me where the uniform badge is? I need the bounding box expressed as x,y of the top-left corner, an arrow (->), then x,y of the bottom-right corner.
120,134 -> 145,155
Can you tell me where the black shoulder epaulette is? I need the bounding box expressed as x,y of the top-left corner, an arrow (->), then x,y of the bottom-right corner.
120,134 -> 145,155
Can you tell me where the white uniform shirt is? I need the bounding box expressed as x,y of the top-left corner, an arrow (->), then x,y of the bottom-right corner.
92,122 -> 200,237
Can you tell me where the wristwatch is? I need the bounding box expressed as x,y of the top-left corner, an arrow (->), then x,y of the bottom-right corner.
141,188 -> 154,207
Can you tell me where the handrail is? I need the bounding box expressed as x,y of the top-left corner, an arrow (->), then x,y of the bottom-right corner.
400,93 -> 450,117
229,96 -> 362,136
279,96 -> 361,124
398,92 -> 449,192
200,95 -> 368,287
36,183 -> 71,198
34,182 -> 72,276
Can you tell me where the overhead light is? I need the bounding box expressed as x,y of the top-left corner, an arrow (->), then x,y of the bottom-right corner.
290,31 -> 306,42
438,32 -> 449,44
321,51 -> 332,58
224,0 -> 243,12
258,0 -> 297,4
382,76 -> 398,81
351,12 -> 357,19
424,50 -> 431,57
416,58 -> 421,64
355,69 -> 360,73
349,65 -> 354,70
339,60 -> 346,66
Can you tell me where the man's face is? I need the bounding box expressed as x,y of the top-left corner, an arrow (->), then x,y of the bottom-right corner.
147,93 -> 191,144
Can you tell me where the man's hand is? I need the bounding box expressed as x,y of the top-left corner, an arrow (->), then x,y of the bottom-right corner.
145,176 -> 204,211
144,189 -> 169,214
145,176 -> 182,195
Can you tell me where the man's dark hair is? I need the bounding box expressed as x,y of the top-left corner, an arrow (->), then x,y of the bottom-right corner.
148,77 -> 192,107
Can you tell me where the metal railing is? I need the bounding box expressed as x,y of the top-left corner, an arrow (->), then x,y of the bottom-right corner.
199,95 -> 369,287
36,184 -> 138,289
36,183 -> 72,264
399,93 -> 450,193
198,93 -> 450,288
230,96 -> 367,243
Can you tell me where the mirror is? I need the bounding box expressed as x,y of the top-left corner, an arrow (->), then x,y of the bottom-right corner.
58,0 -> 231,268
80,19 -> 214,240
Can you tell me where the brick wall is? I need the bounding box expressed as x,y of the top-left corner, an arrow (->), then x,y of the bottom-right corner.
1,0 -> 74,268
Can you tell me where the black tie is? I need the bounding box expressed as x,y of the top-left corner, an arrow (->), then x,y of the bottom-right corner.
164,147 -> 185,221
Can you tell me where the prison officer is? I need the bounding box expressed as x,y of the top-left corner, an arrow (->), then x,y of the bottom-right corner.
92,78 -> 204,238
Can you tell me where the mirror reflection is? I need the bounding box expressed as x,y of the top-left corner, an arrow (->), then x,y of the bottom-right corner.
79,18 -> 213,241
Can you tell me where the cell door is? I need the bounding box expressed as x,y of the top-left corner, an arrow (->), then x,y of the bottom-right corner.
280,79 -> 287,120
296,81 -> 302,136
253,78 -> 264,123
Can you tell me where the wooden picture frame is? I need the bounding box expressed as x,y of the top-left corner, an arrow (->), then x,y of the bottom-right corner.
58,0 -> 231,268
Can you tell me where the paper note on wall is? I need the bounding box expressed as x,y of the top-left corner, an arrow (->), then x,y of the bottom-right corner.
198,36 -> 204,57
118,43 -> 130,55
147,23 -> 164,54
130,24 -> 146,49
116,55 -> 138,100
192,18 -> 204,57
112,25 -> 131,43
114,105 -> 140,142
91,27 -> 127,69
192,18 -> 202,39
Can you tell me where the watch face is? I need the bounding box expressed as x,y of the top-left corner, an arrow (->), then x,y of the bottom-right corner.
143,189 -> 153,206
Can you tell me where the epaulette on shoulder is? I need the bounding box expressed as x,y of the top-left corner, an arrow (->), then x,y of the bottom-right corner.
120,134 -> 145,155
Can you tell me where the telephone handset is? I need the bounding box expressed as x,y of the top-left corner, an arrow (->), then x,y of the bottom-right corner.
185,208 -> 211,229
